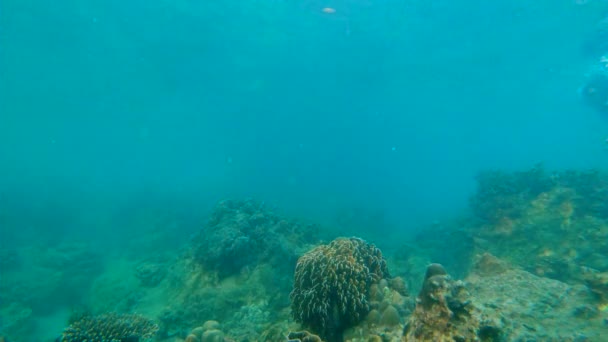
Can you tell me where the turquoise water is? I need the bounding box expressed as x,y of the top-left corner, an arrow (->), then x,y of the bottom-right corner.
3,0 -> 607,229
2,1 -> 608,341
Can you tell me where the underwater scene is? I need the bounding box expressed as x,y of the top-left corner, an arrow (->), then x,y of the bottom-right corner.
4,0 -> 608,341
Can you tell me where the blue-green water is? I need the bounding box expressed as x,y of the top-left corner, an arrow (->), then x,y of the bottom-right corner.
2,1 -> 608,341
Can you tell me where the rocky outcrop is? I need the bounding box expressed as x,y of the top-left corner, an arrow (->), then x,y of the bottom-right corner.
403,263 -> 483,341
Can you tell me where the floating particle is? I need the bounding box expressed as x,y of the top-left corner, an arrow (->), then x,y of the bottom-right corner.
322,7 -> 336,14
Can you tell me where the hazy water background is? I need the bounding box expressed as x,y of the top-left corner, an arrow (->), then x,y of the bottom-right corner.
2,0 -> 608,248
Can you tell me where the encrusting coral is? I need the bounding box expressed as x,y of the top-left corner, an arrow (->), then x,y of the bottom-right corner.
59,312 -> 158,342
290,237 -> 389,342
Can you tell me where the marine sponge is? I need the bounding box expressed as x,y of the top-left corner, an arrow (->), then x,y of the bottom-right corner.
290,237 -> 389,342
59,313 -> 158,342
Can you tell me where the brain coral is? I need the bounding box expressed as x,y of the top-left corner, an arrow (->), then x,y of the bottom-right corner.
290,237 -> 389,342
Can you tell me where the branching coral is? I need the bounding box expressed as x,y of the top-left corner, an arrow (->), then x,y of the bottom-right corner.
59,313 -> 158,342
290,237 -> 389,342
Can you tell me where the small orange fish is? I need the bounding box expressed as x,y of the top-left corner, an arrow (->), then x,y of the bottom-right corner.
322,7 -> 336,14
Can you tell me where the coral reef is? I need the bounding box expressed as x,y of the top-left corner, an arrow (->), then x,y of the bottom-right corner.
339,254 -> 607,341
287,331 -> 323,342
59,312 -> 158,342
340,275 -> 414,342
156,261 -> 280,339
8,187 -> 608,341
290,237 -> 390,342
471,166 -> 608,223
378,305 -> 401,326
182,321 -> 227,342
403,263 -> 481,341
191,199 -> 320,278
470,164 -> 554,223
468,166 -> 608,301
152,199 -> 328,339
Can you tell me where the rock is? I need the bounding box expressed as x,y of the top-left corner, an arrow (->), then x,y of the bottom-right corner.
134,261 -> 166,287
379,305 -> 400,327
404,264 -> 482,341
573,305 -> 599,319
364,309 -> 381,326
584,271 -> 608,303
201,329 -> 224,342
184,334 -> 200,342
367,335 -> 382,342
378,299 -> 390,313
389,277 -> 408,297
202,320 -> 221,331
190,327 -> 205,339
368,284 -> 381,302
466,254 -> 607,340
472,253 -> 509,276
287,331 -> 323,342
